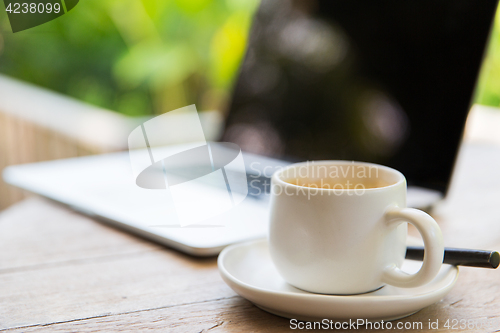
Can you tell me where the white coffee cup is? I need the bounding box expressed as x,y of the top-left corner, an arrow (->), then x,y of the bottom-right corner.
269,161 -> 444,295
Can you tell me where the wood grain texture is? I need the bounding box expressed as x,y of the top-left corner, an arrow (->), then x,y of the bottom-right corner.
4,269 -> 500,333
0,142 -> 500,332
0,247 -> 232,329
0,198 -> 161,271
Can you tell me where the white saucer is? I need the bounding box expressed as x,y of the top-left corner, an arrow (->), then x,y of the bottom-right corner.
218,238 -> 458,322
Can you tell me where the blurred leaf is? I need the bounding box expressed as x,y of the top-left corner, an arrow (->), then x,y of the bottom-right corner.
174,0 -> 213,14
475,4 -> 500,108
113,41 -> 197,89
117,90 -> 151,116
210,11 -> 253,88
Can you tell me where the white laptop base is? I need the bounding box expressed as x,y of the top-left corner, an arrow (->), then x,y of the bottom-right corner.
3,146 -> 442,256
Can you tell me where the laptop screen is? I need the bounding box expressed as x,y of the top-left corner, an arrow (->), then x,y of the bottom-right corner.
222,0 -> 498,193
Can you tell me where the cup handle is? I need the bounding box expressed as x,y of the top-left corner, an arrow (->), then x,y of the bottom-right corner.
382,206 -> 444,288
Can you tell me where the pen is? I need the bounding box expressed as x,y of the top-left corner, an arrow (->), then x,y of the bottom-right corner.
405,246 -> 500,269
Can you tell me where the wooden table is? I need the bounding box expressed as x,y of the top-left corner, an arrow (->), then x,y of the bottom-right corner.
1,142 -> 500,332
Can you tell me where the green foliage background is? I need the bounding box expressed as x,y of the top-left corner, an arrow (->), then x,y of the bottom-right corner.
0,0 -> 499,116
0,0 -> 258,116
475,5 -> 500,107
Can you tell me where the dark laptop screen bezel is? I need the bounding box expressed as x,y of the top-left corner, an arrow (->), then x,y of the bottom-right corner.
223,0 -> 498,194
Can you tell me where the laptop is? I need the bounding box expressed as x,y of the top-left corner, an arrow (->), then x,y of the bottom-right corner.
3,0 -> 497,256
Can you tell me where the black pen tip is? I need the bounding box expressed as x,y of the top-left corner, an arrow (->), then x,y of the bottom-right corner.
490,251 -> 500,269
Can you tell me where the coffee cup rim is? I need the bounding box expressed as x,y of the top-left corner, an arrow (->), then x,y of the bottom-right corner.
272,160 -> 405,192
